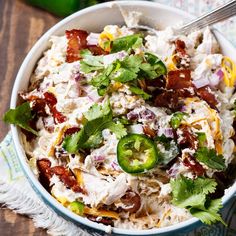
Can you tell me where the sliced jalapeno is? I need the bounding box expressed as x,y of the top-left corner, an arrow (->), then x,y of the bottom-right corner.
117,134 -> 159,174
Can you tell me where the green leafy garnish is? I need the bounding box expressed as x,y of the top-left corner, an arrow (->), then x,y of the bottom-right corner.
196,132 -> 207,147
111,55 -> 143,82
129,86 -> 152,100
170,112 -> 188,129
90,53 -> 166,97
80,49 -> 104,73
3,102 -> 38,135
111,34 -> 143,53
194,147 -> 226,171
140,52 -> 167,79
171,175 -> 225,225
63,101 -> 127,153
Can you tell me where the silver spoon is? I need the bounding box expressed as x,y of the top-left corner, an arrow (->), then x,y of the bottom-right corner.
129,0 -> 236,35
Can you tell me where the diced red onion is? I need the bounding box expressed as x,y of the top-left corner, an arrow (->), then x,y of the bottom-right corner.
86,33 -> 100,46
139,109 -> 155,120
181,105 -> 187,112
111,161 -> 120,170
94,155 -> 105,163
74,72 -> 85,82
158,127 -> 174,138
192,77 -> 209,89
127,111 -> 139,121
216,69 -> 224,79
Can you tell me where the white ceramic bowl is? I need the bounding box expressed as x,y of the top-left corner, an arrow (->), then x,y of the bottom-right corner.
10,1 -> 236,235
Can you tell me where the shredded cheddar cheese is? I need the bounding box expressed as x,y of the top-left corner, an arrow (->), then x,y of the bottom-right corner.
222,56 -> 236,87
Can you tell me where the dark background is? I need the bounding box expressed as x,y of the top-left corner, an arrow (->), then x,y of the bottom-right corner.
0,0 -> 59,235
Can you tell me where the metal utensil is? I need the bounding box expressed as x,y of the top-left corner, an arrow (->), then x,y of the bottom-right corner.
129,0 -> 236,35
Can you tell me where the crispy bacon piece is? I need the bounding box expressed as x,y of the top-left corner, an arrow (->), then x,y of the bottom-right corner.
182,154 -> 205,177
154,90 -> 182,111
37,159 -> 52,190
64,127 -> 80,137
28,92 -> 66,124
50,166 -> 85,193
66,29 -> 88,63
87,45 -> 107,56
166,69 -> 193,90
44,91 -> 57,106
177,125 -> 198,150
120,191 -> 141,213
175,39 -> 186,56
66,29 -> 107,63
37,159 -> 85,194
197,86 -> 218,109
143,126 -> 156,138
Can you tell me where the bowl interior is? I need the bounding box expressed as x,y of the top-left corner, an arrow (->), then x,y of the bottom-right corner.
11,1 -> 236,235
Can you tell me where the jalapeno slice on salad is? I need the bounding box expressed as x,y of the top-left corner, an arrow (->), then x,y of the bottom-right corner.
117,134 -> 159,174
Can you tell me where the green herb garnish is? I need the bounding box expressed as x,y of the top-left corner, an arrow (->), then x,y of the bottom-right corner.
3,102 -> 38,135
195,147 -> 226,171
171,175 -> 226,225
63,100 -> 127,153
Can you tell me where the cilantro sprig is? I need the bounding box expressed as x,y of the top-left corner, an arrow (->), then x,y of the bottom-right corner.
63,101 -> 127,153
171,176 -> 226,225
3,102 -> 38,135
111,34 -> 143,53
80,52 -> 166,97
194,147 -> 226,171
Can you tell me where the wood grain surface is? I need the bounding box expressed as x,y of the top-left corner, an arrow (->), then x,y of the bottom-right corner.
0,0 -> 60,235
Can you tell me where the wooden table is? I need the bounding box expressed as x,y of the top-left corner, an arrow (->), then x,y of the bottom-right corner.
0,1 -> 60,235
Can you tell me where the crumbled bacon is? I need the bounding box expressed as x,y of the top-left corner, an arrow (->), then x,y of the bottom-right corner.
154,90 -> 182,111
143,126 -> 156,138
50,166 -> 84,193
154,70 -> 196,111
66,29 -> 107,63
87,45 -> 107,56
182,154 -> 205,177
66,29 -> 88,63
166,69 -> 193,90
175,39 -> 186,56
197,86 -> 218,109
64,127 -> 80,137
120,191 -> 141,213
37,159 -> 85,194
37,159 -> 52,190
177,125 -> 198,150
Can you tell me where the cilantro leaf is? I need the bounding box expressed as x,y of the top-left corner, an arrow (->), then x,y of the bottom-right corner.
111,55 -> 143,82
129,86 -> 152,100
91,64 -> 115,95
140,53 -> 167,79
170,112 -> 188,129
195,147 -> 226,171
190,199 -> 226,226
196,132 -> 207,147
3,102 -> 38,135
80,51 -> 104,73
63,101 -> 126,153
170,176 -> 224,225
111,34 -> 143,53
103,121 -> 127,139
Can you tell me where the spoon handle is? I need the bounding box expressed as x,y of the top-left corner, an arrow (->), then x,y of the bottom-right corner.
177,0 -> 236,34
